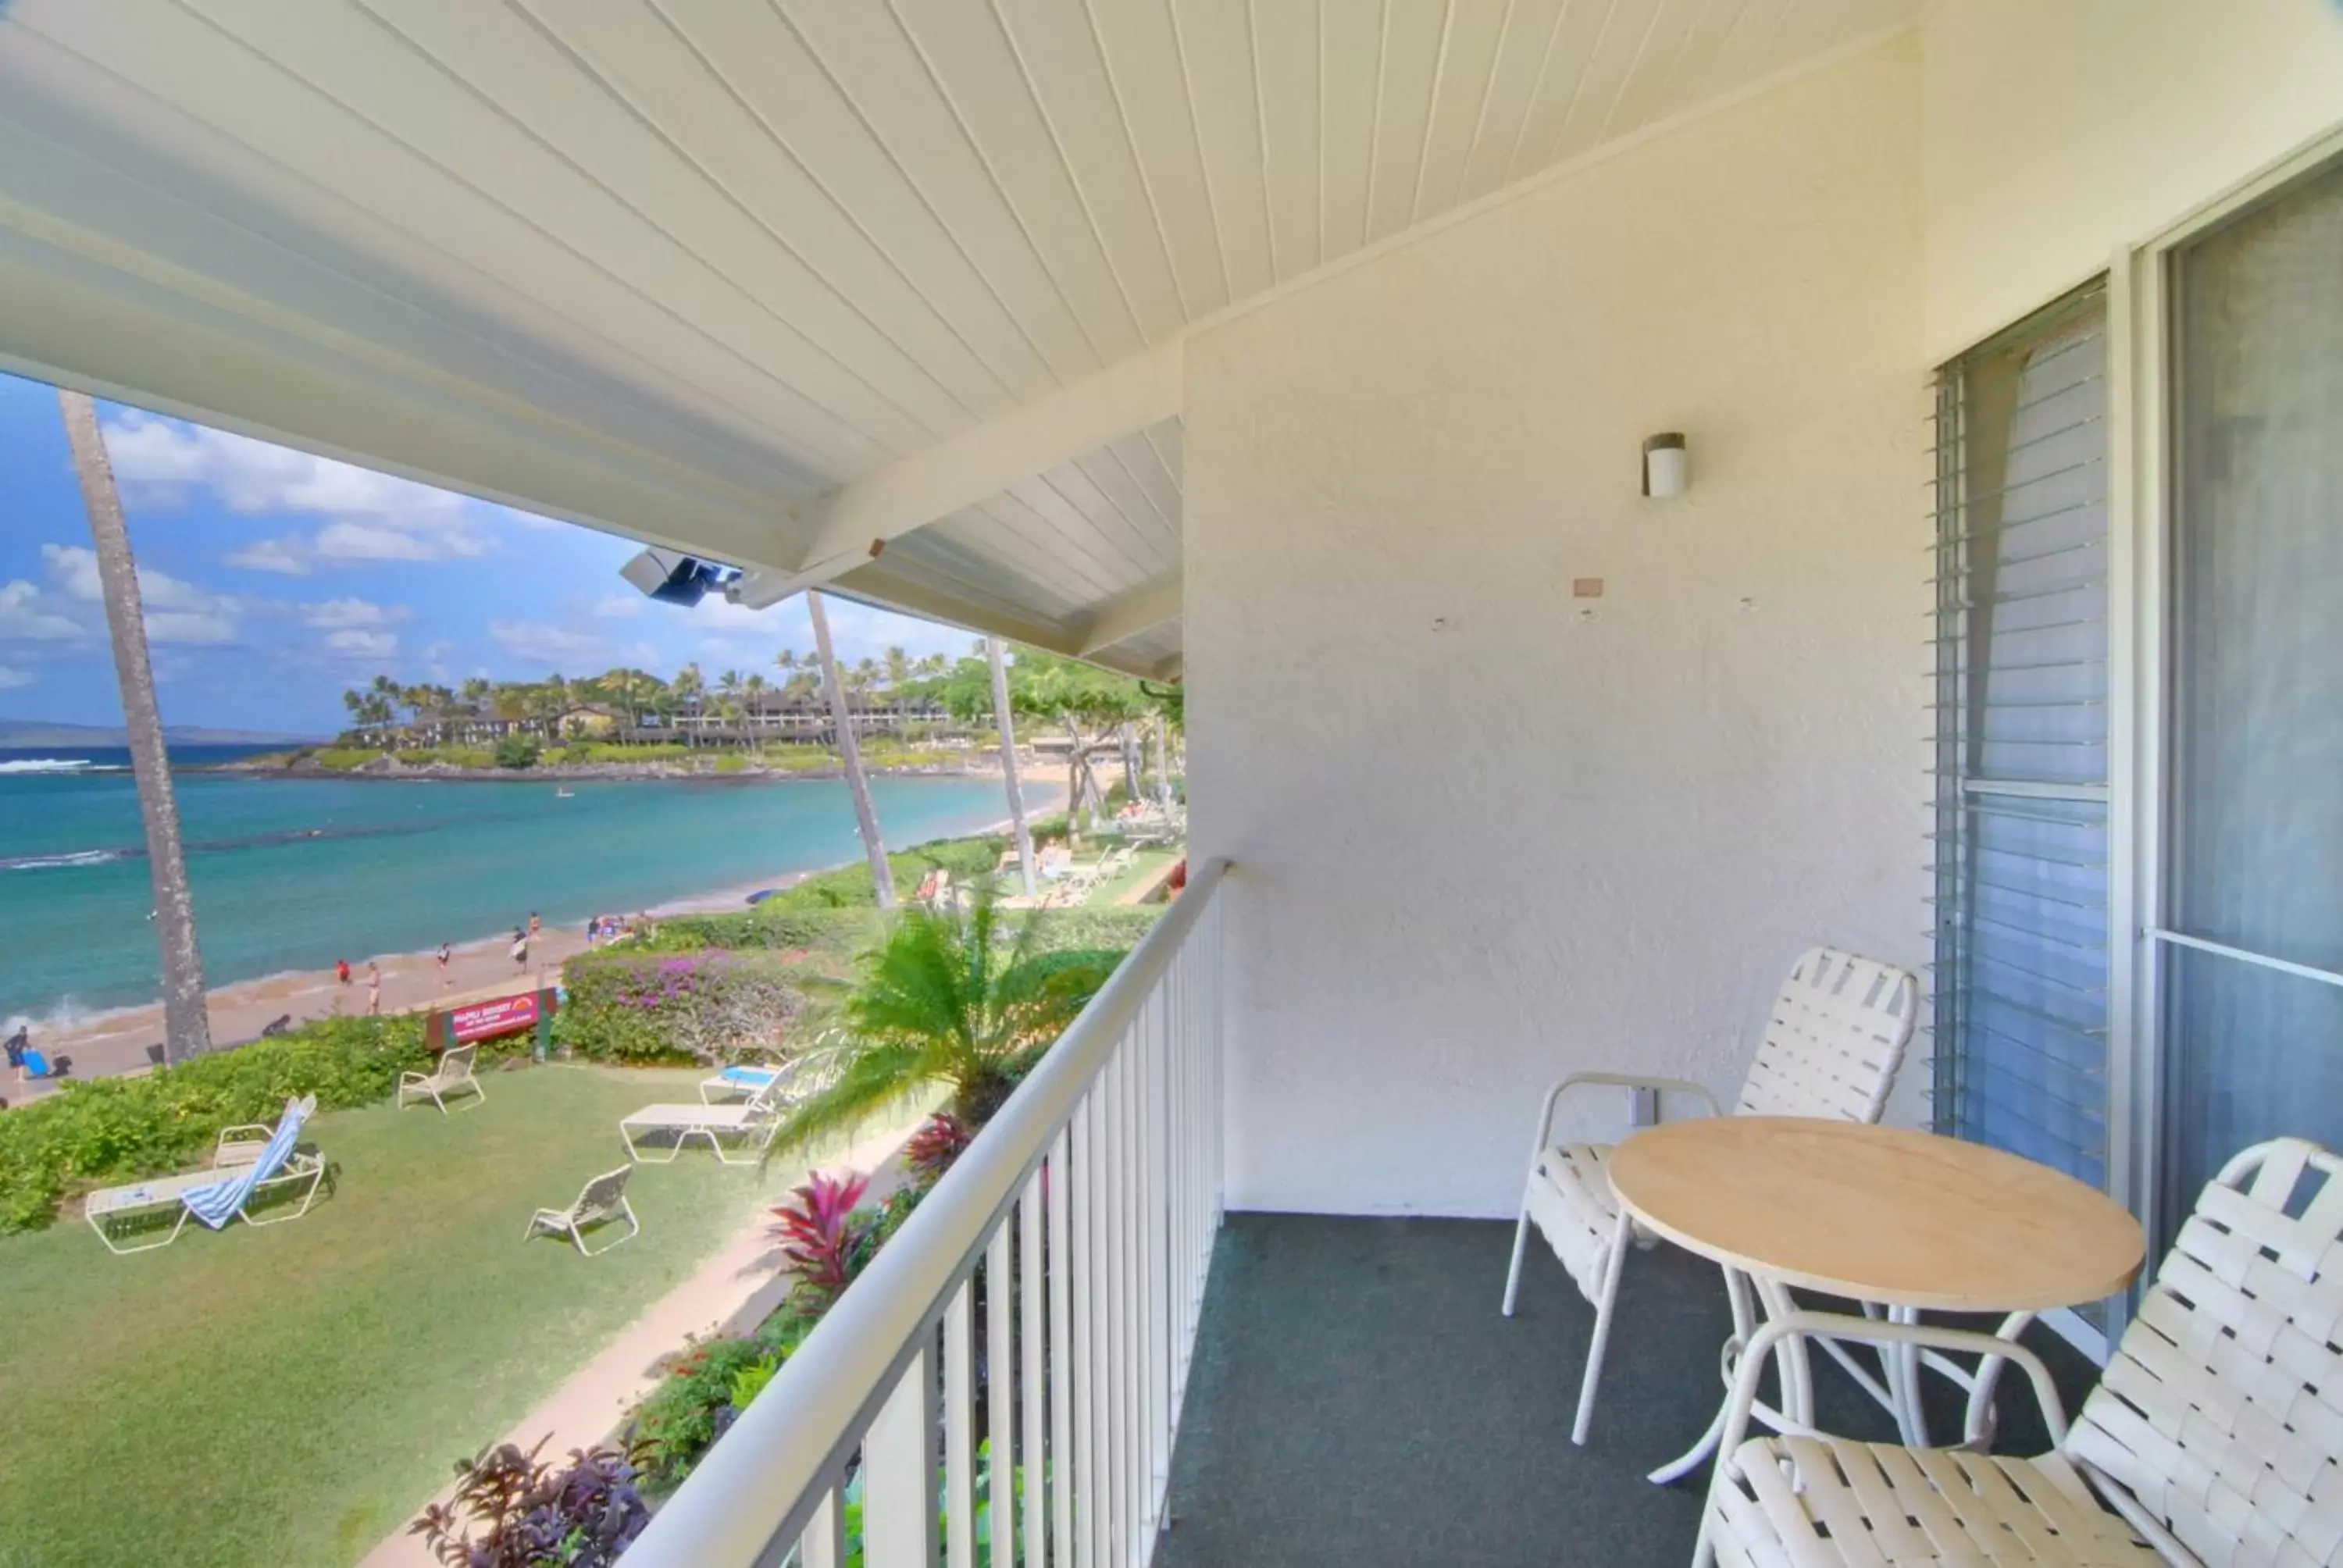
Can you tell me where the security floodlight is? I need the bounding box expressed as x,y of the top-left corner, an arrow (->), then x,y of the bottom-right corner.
619,547 -> 739,607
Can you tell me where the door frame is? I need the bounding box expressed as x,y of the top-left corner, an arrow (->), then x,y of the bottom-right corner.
2109,126 -> 2343,1299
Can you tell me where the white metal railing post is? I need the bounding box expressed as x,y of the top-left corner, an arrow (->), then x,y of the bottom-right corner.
864,1342 -> 939,1565
622,863 -> 1229,1568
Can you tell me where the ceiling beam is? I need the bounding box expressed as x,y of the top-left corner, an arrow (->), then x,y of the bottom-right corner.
1075,573 -> 1182,656
789,340 -> 1183,580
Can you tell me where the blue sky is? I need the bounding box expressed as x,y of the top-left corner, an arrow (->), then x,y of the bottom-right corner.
0,372 -> 979,736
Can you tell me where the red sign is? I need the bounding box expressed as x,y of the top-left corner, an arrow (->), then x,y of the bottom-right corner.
451,992 -> 541,1044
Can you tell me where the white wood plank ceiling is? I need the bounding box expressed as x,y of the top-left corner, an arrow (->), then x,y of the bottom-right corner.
0,0 -> 1918,675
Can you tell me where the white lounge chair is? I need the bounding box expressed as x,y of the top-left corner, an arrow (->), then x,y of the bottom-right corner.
84,1096 -> 326,1255
524,1166 -> 640,1256
1698,1136 -> 2343,1568
1501,946 -> 1917,1444
621,1081 -> 783,1166
398,1042 -> 483,1114
698,1052 -> 829,1107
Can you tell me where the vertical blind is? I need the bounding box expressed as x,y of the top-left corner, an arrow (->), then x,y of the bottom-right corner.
1930,286 -> 2112,1192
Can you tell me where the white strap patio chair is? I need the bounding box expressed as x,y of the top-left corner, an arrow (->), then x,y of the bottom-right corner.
1696,1136 -> 2343,1568
620,1080 -> 783,1166
698,1051 -> 829,1107
398,1042 -> 484,1114
84,1096 -> 326,1255
523,1165 -> 640,1256
1501,946 -> 1917,1444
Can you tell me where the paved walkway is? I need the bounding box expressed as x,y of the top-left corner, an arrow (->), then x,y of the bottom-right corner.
361,1118 -> 921,1566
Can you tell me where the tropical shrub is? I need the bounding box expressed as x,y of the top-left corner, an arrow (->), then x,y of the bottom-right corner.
772,888 -> 1116,1153
902,1113 -> 972,1186
493,735 -> 540,769
768,1171 -> 872,1310
626,1305 -> 824,1491
553,950 -> 807,1065
0,1014 -> 427,1233
410,1438 -> 647,1567
628,907 -> 874,958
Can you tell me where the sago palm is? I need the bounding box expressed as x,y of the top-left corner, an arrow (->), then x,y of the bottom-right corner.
773,886 -> 1112,1155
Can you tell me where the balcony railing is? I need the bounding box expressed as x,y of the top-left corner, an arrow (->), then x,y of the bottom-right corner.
627,859 -> 1229,1568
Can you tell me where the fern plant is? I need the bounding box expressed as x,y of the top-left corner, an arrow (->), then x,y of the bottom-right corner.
772,886 -> 1112,1155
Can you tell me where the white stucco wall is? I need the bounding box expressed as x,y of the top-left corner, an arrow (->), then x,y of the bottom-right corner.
1183,39 -> 1930,1217
1924,0 -> 2343,359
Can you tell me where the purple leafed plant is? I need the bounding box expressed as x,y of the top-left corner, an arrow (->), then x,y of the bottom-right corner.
410,1438 -> 647,1567
903,1113 -> 972,1187
769,1170 -> 872,1307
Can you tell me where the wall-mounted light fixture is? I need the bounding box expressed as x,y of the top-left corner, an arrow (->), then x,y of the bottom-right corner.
1642,432 -> 1687,499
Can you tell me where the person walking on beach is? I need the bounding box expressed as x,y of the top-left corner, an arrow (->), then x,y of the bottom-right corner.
528,911 -> 541,943
335,957 -> 351,988
510,926 -> 529,971
366,960 -> 382,1017
436,942 -> 451,987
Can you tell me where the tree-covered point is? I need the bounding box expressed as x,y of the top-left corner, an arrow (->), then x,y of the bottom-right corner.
329,642 -> 1183,825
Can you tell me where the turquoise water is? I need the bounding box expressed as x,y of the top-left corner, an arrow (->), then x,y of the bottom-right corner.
0,750 -> 1013,1021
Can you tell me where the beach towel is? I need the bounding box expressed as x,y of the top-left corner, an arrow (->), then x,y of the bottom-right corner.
184,1096 -> 315,1230
716,1064 -> 781,1089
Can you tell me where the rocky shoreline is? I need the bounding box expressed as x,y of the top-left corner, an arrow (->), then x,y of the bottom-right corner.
213,753 -> 1015,784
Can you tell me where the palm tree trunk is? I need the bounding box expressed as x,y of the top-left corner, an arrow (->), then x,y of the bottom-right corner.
988,637 -> 1037,897
1120,723 -> 1143,803
60,390 -> 213,1064
809,591 -> 895,908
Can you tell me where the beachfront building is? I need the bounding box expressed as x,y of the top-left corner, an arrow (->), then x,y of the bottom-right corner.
5,4 -> 2341,1561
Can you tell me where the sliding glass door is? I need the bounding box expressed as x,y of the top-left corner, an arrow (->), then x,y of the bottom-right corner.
2156,157 -> 2343,1231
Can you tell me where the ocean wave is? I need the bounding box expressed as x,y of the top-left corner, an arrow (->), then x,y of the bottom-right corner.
0,757 -> 109,775
0,849 -> 127,871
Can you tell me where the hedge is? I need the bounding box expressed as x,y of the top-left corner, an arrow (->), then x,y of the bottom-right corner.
0,1014 -> 430,1234
554,950 -> 809,1066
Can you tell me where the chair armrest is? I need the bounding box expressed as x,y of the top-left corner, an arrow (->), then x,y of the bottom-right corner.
1522,1071 -> 1725,1160
215,1124 -> 271,1165
1715,1312 -> 2071,1472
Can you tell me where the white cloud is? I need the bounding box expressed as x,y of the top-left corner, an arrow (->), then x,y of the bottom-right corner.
42,543 -> 220,614
490,621 -> 609,668
0,665 -> 34,690
591,593 -> 643,620
142,611 -> 240,646
39,544 -> 242,645
300,597 -> 408,631
102,411 -> 494,565
0,581 -> 87,643
323,628 -> 398,659
312,519 -> 488,562
224,539 -> 310,576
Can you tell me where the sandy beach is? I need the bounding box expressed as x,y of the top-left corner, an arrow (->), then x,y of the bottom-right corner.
9,783 -> 1068,1098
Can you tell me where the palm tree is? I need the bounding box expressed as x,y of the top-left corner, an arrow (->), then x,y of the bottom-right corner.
59,389 -> 213,1064
990,638 -> 1038,896
773,886 -> 1112,1151
809,590 -> 895,908
672,663 -> 704,748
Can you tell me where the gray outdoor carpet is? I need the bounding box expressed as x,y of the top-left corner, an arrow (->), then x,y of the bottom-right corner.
1154,1213 -> 2101,1568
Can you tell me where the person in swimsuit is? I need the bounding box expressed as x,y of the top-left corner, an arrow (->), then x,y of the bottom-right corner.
436,942 -> 452,986
511,927 -> 529,971
366,960 -> 383,1016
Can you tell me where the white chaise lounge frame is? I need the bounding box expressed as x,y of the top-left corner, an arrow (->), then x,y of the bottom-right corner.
620,1082 -> 781,1166
398,1042 -> 484,1114
1699,1136 -> 2343,1568
524,1165 -> 640,1256
83,1101 -> 326,1255
1501,946 -> 1917,1448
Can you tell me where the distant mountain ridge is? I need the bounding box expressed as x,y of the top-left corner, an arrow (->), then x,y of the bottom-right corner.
0,718 -> 325,747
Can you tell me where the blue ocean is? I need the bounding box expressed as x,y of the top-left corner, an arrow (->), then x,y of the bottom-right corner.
0,747 -> 1014,1022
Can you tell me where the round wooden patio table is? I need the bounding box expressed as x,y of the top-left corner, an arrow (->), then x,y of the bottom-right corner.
1606,1116 -> 2144,1483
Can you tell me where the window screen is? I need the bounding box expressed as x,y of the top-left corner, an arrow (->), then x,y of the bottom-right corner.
1929,286 -> 2111,1192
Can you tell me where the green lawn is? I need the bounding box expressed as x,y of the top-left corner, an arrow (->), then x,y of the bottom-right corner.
0,1064 -> 793,1568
